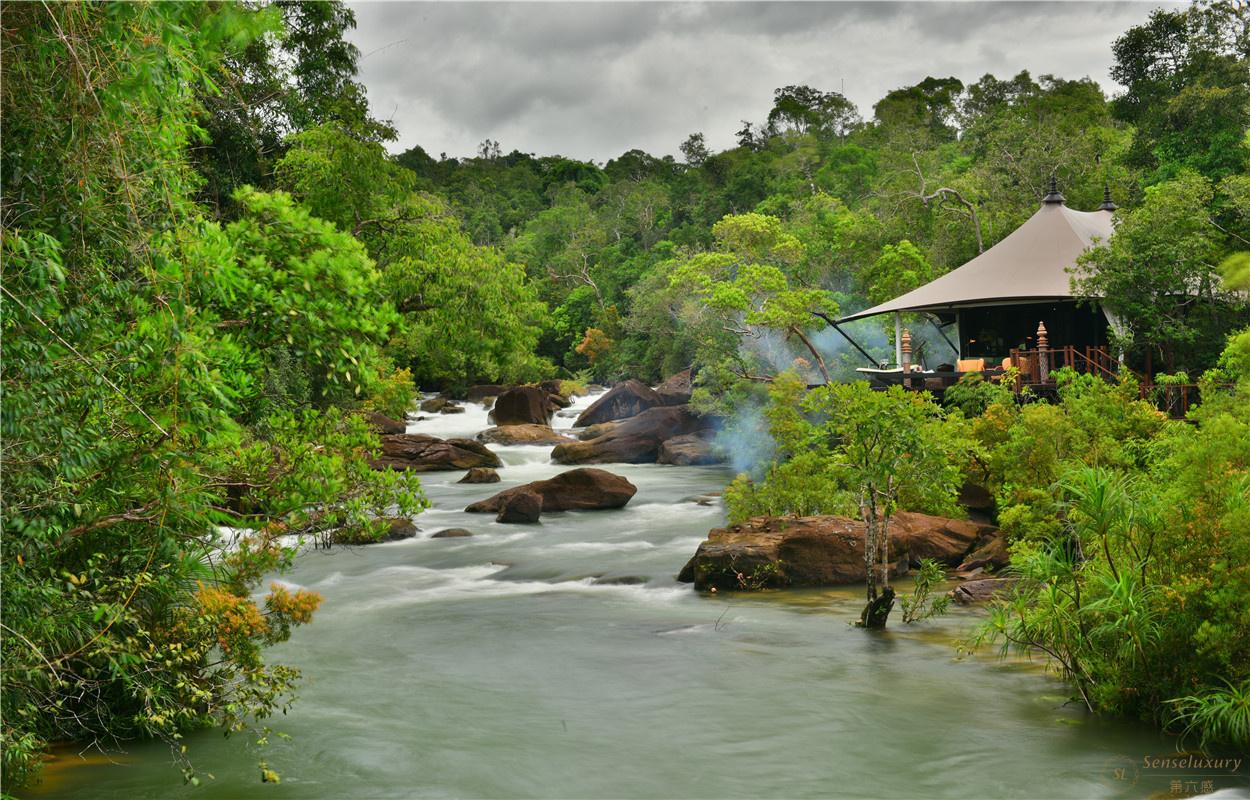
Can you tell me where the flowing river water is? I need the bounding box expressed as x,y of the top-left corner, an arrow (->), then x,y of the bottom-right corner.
31,392 -> 1247,799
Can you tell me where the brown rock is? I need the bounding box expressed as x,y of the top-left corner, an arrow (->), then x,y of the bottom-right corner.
654,369 -> 693,406
465,468 -> 637,514
439,404 -> 465,414
477,424 -> 573,446
490,386 -> 553,426
553,405 -> 714,464
419,396 -> 451,413
949,578 -> 1014,604
573,379 -> 664,427
578,422 -> 618,441
431,528 -> 474,538
955,533 -> 1010,572
363,410 -> 406,435
372,434 -> 502,472
677,511 -> 999,591
657,433 -> 723,466
458,467 -> 501,484
496,490 -> 542,524
334,517 -> 418,545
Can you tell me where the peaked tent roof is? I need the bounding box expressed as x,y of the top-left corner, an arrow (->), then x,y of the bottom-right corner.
837,200 -> 1115,323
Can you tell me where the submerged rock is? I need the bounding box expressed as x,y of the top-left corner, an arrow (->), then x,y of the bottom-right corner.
573,379 -> 663,427
477,424 -> 573,446
496,490 -> 543,524
677,512 -> 1001,591
372,434 -> 502,472
553,405 -> 714,464
431,528 -> 474,538
458,467 -> 501,484
439,404 -> 465,414
465,468 -> 637,514
334,517 -> 418,545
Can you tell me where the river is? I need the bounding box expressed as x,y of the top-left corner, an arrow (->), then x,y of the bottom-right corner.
31,392 -> 1246,799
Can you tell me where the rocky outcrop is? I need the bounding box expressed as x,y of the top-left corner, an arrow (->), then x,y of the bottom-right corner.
654,369 -> 693,406
496,490 -> 542,524
490,386 -> 554,426
363,410 -> 406,435
477,424 -> 573,446
372,434 -> 502,472
465,468 -> 637,514
573,379 -> 663,427
552,405 -> 713,464
657,433 -> 722,466
431,527 -> 474,538
458,467 -> 501,484
333,517 -> 418,545
677,512 -> 1001,591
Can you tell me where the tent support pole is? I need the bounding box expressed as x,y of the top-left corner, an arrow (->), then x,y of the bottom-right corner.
926,314 -> 960,356
894,313 -> 903,367
812,313 -> 878,367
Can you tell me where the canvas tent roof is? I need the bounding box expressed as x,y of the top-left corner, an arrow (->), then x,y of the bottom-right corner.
837,199 -> 1115,323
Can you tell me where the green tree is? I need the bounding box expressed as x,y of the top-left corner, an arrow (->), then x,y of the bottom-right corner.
1072,171 -> 1245,372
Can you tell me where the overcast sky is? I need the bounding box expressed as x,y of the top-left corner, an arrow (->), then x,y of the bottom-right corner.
346,1 -> 1177,163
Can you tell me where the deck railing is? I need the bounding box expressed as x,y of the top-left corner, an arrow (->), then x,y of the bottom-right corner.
1003,346 -> 1228,419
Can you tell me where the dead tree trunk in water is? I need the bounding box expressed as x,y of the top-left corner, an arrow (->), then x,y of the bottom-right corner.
860,586 -> 896,629
858,483 -> 896,629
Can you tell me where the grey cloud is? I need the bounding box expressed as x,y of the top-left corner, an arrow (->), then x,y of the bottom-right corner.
347,1 -> 1180,162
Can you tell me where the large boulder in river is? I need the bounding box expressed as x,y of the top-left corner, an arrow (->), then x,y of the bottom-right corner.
496,490 -> 543,524
573,379 -> 663,427
490,385 -> 553,426
657,433 -> 722,466
465,468 -> 637,514
677,512 -> 1000,591
477,424 -> 573,446
372,434 -> 502,472
552,405 -> 713,465
363,410 -> 406,435
654,369 -> 693,406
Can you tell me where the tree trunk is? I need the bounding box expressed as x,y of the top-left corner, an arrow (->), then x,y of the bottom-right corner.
859,586 -> 895,629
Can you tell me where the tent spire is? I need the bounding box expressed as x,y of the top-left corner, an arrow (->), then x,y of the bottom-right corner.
1099,183 -> 1118,212
1042,176 -> 1065,205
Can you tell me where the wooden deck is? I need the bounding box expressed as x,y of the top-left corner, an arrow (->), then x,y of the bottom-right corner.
866,345 -> 1223,419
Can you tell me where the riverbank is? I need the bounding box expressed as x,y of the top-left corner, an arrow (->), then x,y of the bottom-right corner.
29,392 -> 1243,800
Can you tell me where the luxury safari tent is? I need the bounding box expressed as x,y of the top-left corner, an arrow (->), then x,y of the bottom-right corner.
831,179 -> 1123,391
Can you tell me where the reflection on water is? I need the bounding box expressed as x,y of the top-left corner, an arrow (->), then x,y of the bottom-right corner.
30,392 -> 1248,799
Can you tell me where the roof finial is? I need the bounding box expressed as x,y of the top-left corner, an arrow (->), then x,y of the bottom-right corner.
1099,183 -> 1118,212
1042,175 -> 1065,205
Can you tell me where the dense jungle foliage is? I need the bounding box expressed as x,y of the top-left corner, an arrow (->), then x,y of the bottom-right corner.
1,0 -> 1248,791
